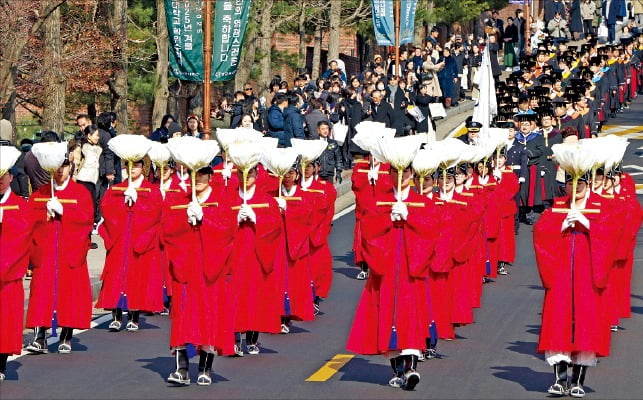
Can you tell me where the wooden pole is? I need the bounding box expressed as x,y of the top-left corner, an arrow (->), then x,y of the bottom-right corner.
394,0 -> 401,78
202,0 -> 213,140
525,0 -> 531,56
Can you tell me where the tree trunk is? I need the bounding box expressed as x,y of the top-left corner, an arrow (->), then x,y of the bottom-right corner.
235,25 -> 257,91
41,6 -> 66,135
0,0 -> 65,109
257,0 -> 274,100
152,0 -> 169,131
109,0 -> 128,134
312,24 -> 322,79
328,0 -> 341,61
298,4 -> 307,67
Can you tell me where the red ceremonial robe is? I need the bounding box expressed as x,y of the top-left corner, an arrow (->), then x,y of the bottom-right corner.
0,191 -> 31,354
346,189 -> 438,354
444,189 -> 481,324
496,169 -> 520,263
272,187 -> 316,322
26,180 -> 94,329
225,188 -> 284,334
162,188 -> 236,354
470,175 -> 502,279
430,192 -> 472,339
534,195 -> 617,357
96,179 -> 164,312
351,162 -> 392,266
302,178 -> 336,299
211,162 -> 239,196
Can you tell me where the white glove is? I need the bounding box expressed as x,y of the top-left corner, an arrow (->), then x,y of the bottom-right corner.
187,201 -> 204,226
390,201 -> 409,221
518,177 -> 526,183
540,170 -> 546,177
367,168 -> 379,183
276,197 -> 287,212
178,180 -> 188,192
561,216 -> 573,232
0,207 -> 3,224
124,187 -> 138,206
237,204 -> 257,224
568,209 -> 590,230
46,198 -> 64,217
221,167 -> 232,180
493,169 -> 502,181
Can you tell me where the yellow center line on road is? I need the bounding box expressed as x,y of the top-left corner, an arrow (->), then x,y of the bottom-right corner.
305,354 -> 355,382
599,126 -> 643,137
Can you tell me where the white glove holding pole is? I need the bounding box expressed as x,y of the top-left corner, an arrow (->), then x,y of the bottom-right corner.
276,197 -> 287,212
518,177 -> 526,183
390,201 -> 408,221
46,198 -> 64,217
124,187 -> 137,206
237,204 -> 257,224
493,169 -> 502,181
221,167 -> 232,181
567,209 -> 590,229
187,201 -> 204,226
561,216 -> 573,232
367,168 -> 379,184
179,180 -> 188,192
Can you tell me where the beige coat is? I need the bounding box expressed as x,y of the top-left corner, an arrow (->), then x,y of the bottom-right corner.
422,60 -> 444,98
634,0 -> 643,15
76,142 -> 102,184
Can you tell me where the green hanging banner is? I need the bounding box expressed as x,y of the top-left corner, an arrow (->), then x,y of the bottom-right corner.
166,0 -> 205,81
165,0 -> 251,82
211,0 -> 252,81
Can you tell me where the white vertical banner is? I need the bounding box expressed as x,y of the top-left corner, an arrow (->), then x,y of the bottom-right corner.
472,40 -> 497,140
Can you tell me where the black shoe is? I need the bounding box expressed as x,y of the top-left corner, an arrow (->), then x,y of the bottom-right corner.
497,265 -> 508,275
403,370 -> 420,390
167,369 -> 190,385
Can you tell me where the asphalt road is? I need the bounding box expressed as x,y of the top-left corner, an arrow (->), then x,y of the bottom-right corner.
2,112 -> 642,400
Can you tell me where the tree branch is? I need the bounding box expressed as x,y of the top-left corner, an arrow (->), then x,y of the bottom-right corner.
31,0 -> 67,36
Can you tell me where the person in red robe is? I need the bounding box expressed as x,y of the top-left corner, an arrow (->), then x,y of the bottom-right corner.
25,159 -> 94,354
351,158 -> 392,280
96,159 -> 164,332
300,160 -> 336,314
601,168 -> 643,329
492,149 -> 520,275
471,159 -> 502,280
346,165 -> 438,391
533,172 -> 618,398
271,165 -> 317,333
162,166 -> 236,386
0,167 -> 32,380
224,165 -> 283,355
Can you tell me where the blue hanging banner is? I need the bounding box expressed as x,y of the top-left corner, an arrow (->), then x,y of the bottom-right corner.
371,0 -> 395,46
399,0 -> 418,45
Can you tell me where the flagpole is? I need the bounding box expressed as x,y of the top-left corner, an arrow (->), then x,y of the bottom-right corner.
202,0 -> 213,140
394,0 -> 400,78
525,0 -> 531,56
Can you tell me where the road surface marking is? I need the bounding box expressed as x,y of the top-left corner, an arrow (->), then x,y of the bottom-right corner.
306,353 -> 354,382
599,126 -> 643,139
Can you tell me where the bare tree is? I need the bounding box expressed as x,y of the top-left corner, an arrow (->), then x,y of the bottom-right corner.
328,0 -> 341,61
106,0 -> 128,133
41,6 -> 66,133
152,0 -> 169,129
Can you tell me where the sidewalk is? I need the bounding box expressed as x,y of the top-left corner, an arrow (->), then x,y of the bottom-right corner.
22,100 -> 476,309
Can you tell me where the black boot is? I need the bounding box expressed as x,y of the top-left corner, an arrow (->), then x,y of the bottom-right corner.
25,327 -> 48,354
570,364 -> 587,398
547,361 -> 569,396
402,355 -> 421,391
0,353 -> 8,381
388,356 -> 405,388
167,348 -> 190,385
58,327 -> 73,353
197,351 -> 214,386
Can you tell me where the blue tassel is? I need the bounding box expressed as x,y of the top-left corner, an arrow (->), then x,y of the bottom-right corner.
117,292 -> 129,311
429,321 -> 438,347
485,259 -> 491,275
283,292 -> 291,316
388,326 -> 398,349
51,310 -> 58,337
186,343 -> 197,358
163,286 -> 168,303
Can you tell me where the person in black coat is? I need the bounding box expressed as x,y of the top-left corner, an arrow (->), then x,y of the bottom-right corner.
315,121 -> 344,183
411,84 -> 435,134
369,89 -> 394,127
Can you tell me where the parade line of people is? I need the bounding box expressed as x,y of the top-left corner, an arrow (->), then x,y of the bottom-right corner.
1,35 -> 643,398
